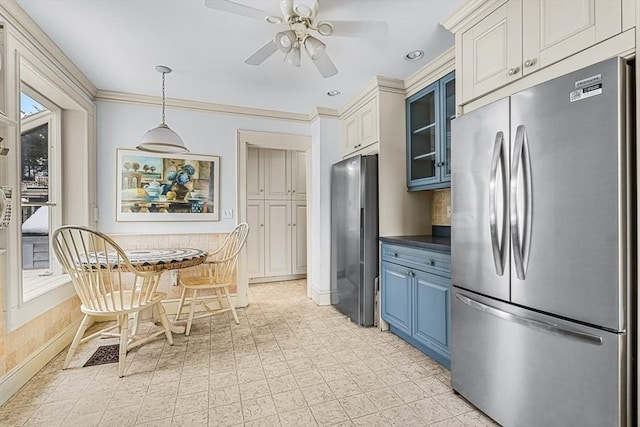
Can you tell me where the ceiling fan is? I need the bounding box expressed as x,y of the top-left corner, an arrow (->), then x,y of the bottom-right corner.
204,0 -> 388,78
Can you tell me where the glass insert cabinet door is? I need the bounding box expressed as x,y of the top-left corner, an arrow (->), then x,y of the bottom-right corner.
407,82 -> 438,184
406,71 -> 455,191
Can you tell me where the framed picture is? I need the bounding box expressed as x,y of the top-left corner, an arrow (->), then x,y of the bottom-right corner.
116,149 -> 220,221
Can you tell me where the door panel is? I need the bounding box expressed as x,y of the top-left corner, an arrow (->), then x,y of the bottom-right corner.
264,149 -> 290,200
381,262 -> 412,335
451,97 -> 510,301
413,270 -> 450,351
510,58 -> 623,330
292,201 -> 307,274
246,200 -> 264,278
452,289 -> 624,427
291,151 -> 307,201
264,200 -> 292,276
522,0 -> 621,74
247,147 -> 264,200
461,0 -> 522,103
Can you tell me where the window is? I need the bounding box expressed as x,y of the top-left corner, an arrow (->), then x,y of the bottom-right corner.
3,48 -> 95,332
20,90 -> 63,301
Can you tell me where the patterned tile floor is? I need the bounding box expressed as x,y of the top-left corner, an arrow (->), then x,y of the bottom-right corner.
0,280 -> 499,426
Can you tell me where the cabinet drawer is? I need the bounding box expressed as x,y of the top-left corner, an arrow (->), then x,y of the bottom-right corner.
381,243 -> 450,276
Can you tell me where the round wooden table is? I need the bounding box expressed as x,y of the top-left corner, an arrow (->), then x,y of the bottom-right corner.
122,248 -> 208,272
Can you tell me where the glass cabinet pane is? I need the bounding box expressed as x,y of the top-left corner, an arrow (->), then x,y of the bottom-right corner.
409,88 -> 437,182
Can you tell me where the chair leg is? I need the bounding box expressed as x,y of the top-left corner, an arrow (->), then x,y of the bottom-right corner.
63,314 -> 92,369
154,303 -> 174,346
186,289 -> 198,336
223,286 -> 239,324
175,286 -> 188,322
118,314 -> 129,378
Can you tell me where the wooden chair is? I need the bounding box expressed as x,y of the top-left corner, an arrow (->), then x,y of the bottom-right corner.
52,225 -> 173,377
175,223 -> 249,335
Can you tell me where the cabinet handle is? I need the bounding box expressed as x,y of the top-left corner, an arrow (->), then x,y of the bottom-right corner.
428,260 -> 435,266
393,253 -> 398,257
293,223 -> 296,226
287,190 -> 291,193
292,190 -> 296,193
524,58 -> 537,68
260,189 -> 263,192
508,66 -> 520,76
260,224 -> 264,227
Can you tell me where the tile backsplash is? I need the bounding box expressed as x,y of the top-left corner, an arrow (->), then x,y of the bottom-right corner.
431,188 -> 451,226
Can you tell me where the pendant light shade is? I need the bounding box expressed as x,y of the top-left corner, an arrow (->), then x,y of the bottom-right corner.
137,65 -> 188,153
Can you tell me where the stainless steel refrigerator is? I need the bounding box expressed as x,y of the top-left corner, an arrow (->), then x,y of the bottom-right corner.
330,154 -> 378,327
451,58 -> 635,426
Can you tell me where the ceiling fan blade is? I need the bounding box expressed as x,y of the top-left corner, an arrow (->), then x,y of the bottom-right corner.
204,0 -> 277,21
245,40 -> 279,65
312,51 -> 338,78
324,20 -> 388,38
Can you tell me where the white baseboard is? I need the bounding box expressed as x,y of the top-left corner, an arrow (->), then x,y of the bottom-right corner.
249,274 -> 306,284
0,317 -> 82,406
310,287 -> 332,306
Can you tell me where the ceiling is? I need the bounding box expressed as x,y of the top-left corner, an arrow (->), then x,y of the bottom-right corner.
14,0 -> 464,115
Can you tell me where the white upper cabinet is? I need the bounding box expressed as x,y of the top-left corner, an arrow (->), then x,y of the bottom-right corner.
461,0 -> 522,102
341,96 -> 379,156
522,0 -> 621,75
458,0 -> 622,104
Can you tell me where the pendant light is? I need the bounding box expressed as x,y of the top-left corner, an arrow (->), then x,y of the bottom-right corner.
137,65 -> 188,153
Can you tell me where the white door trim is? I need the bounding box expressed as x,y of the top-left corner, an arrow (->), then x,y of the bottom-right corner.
236,130 -> 312,307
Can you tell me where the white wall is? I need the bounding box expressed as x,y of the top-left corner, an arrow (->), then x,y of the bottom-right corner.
308,115 -> 341,305
96,101 -> 310,234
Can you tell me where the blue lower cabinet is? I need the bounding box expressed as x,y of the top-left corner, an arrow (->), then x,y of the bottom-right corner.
413,270 -> 450,364
381,243 -> 451,368
381,262 -> 412,336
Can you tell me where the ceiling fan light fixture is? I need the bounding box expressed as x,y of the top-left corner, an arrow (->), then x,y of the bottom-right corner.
265,15 -> 283,24
405,49 -> 425,61
284,43 -> 301,67
293,0 -> 318,18
316,21 -> 334,36
304,35 -> 325,60
275,30 -> 297,53
137,65 -> 188,154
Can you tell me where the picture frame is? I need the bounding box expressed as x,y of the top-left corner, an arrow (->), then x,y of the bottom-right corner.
116,149 -> 220,221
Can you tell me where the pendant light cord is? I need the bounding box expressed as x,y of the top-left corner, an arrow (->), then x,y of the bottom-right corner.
161,71 -> 166,125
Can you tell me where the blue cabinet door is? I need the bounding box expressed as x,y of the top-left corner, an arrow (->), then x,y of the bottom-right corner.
381,261 -> 412,335
412,269 -> 451,357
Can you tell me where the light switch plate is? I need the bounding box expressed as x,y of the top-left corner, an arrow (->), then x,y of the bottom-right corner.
222,208 -> 233,219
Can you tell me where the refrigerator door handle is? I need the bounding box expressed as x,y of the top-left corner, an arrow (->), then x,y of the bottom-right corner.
455,293 -> 604,345
489,131 -> 507,276
510,125 -> 533,280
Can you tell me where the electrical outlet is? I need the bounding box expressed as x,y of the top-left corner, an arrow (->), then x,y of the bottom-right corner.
222,208 -> 233,219
446,206 -> 451,217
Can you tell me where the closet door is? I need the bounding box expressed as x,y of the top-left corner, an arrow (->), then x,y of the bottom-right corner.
246,200 -> 265,278
264,200 -> 292,276
291,151 -> 307,201
264,149 -> 290,200
292,201 -> 307,274
247,147 -> 265,200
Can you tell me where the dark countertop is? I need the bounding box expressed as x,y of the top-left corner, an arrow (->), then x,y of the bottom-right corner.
379,235 -> 451,253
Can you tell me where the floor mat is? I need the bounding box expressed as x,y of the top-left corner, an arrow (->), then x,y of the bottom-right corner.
83,344 -> 120,367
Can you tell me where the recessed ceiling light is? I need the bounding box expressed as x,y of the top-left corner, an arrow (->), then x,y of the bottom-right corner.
327,90 -> 341,97
405,50 -> 424,61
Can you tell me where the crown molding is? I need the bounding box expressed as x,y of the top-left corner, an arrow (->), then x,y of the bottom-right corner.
0,0 -> 97,98
442,0 -> 506,33
309,107 -> 340,122
95,90 -> 310,123
338,75 -> 404,117
404,47 -> 455,97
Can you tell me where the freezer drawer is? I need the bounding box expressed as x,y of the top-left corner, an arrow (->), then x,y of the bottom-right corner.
452,288 -> 626,427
